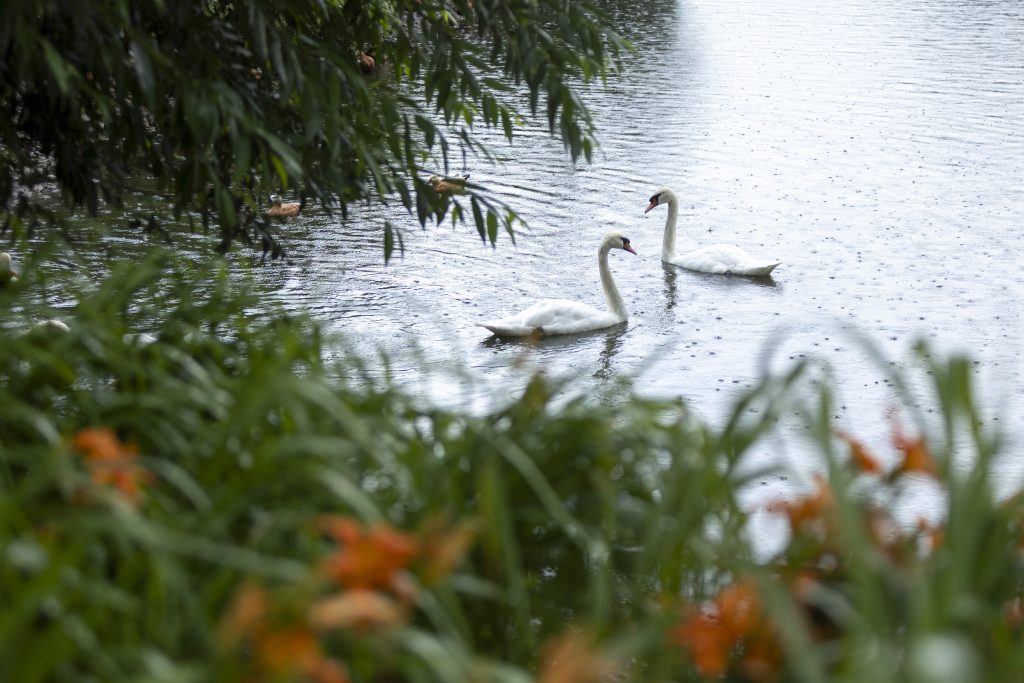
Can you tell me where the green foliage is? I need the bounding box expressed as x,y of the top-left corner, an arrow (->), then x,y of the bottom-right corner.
2,258 -> 1023,682
0,0 -> 626,253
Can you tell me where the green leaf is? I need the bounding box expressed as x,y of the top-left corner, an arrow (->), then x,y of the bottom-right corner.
471,197 -> 485,242
40,40 -> 70,95
384,221 -> 395,263
130,40 -> 156,101
486,210 -> 498,245
5,0 -> 625,256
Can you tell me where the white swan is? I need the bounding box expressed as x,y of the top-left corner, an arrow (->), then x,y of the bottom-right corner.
645,188 -> 780,276
480,232 -> 637,336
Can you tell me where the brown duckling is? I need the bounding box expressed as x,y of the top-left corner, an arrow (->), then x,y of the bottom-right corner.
356,48 -> 376,74
266,194 -> 301,219
428,173 -> 470,194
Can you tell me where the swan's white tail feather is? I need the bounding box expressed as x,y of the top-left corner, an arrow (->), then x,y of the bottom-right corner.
747,261 -> 781,276
480,322 -> 535,337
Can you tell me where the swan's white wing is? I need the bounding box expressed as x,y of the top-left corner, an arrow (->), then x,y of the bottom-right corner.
481,299 -> 623,336
669,244 -> 780,276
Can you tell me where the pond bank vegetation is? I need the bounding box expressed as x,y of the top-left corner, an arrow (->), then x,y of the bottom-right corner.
1,256 -> 1021,682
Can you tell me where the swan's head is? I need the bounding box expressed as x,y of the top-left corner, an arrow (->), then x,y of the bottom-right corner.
603,232 -> 637,255
644,188 -> 676,214
269,194 -> 283,206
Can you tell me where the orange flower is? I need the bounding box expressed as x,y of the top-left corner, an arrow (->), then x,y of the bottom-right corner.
716,581 -> 761,639
671,585 -> 761,679
309,589 -> 406,632
217,581 -> 351,683
257,627 -> 320,675
673,578 -> 786,682
890,417 -> 936,477
304,657 -> 352,683
72,428 -> 125,460
217,581 -> 268,649
834,430 -> 882,473
319,517 -> 418,593
258,626 -> 352,683
769,474 -> 833,535
537,630 -> 619,683
71,427 -> 151,502
673,607 -> 732,676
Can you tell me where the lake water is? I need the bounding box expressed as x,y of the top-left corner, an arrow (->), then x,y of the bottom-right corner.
244,0 -> 1023,505
15,0 -> 1023,518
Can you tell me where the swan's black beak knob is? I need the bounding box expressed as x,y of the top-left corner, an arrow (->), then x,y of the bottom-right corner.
644,198 -> 658,214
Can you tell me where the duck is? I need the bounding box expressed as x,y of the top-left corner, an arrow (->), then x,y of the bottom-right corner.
266,194 -> 301,219
645,187 -> 780,276
429,174 -> 470,194
480,232 -> 637,336
356,48 -> 376,74
0,252 -> 19,285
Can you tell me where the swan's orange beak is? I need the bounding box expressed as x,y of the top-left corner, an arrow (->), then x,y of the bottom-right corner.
624,244 -> 637,255
644,199 -> 658,214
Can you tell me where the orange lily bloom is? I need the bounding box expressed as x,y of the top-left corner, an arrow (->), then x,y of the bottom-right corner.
318,517 -> 418,593
304,657 -> 352,683
716,581 -> 761,639
890,418 -> 937,477
672,608 -> 732,677
218,581 -> 351,683
769,474 -> 834,535
673,580 -> 771,678
309,589 -> 406,632
71,428 -> 151,502
834,430 -> 882,473
256,626 -> 350,683
538,630 -> 619,683
217,581 -> 268,649
257,627 -> 320,675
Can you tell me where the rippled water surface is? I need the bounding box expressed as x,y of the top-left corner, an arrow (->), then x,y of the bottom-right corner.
248,0 -> 1023,487
25,0 -> 1023,501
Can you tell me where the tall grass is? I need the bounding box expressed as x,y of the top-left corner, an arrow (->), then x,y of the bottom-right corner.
1,254 -> 1021,682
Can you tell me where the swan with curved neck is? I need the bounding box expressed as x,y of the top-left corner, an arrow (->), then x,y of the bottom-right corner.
480,232 -> 637,336
645,188 -> 780,276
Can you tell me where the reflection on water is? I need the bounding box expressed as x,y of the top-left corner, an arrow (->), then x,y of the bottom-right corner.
661,264 -> 680,313
595,326 -> 629,380
479,322 -> 629,382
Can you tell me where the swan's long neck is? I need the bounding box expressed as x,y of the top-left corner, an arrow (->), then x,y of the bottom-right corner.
661,191 -> 679,260
598,245 -> 627,319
